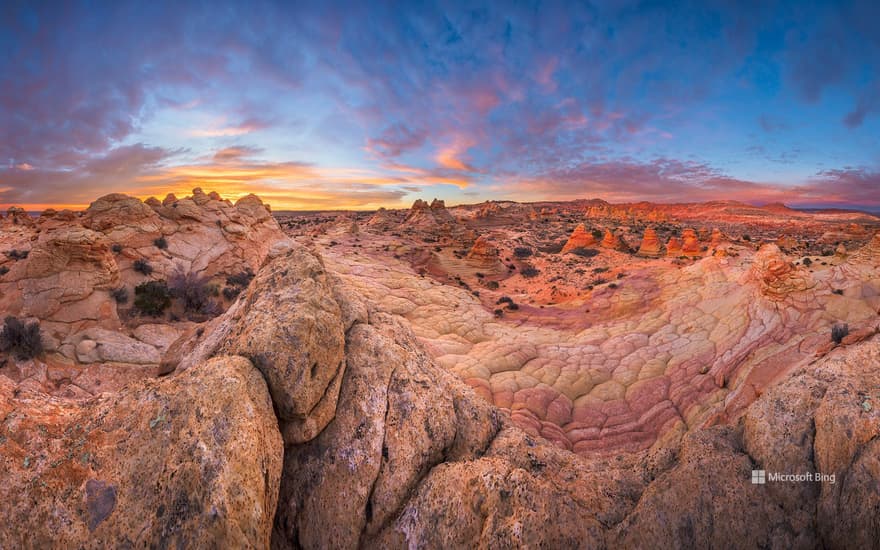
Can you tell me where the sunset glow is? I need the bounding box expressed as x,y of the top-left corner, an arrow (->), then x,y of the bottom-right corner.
1,1 -> 878,211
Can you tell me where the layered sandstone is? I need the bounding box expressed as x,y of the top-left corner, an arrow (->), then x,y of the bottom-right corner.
600,229 -> 630,252
636,227 -> 663,257
680,228 -> 702,256
560,223 -> 597,254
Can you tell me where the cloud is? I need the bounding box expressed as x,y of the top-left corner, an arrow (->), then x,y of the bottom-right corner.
499,157 -> 880,208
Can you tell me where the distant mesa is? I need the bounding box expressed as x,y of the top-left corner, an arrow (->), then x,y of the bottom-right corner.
561,223 -> 597,254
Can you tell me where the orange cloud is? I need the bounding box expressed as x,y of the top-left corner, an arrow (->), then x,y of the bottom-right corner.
435,136 -> 476,172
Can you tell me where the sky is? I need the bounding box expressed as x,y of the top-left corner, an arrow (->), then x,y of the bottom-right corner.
1,0 -> 879,211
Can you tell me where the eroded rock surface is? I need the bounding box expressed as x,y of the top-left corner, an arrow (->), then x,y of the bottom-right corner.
0,356 -> 282,548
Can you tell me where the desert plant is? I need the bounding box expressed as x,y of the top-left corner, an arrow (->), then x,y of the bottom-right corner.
832,288 -> 844,295
485,280 -> 500,290
520,265 -> 540,278
134,280 -> 171,316
513,247 -> 533,258
742,234 -> 751,241
111,287 -> 129,303
226,268 -> 255,288
569,247 -> 599,258
831,323 -> 849,344
168,267 -> 219,315
0,266 -> 8,276
591,229 -> 604,240
0,316 -> 43,360
111,243 -> 123,253
133,259 -> 153,275
4,249 -> 29,260
496,296 -> 514,305
153,236 -> 168,249
802,257 -> 812,267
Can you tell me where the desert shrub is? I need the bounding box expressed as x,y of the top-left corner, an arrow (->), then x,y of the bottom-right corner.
493,309 -> 504,318
593,266 -> 609,273
742,234 -> 751,241
514,247 -> 533,258
134,281 -> 171,316
111,243 -> 123,253
496,296 -> 514,305
485,280 -> 499,290
569,247 -> 599,258
0,316 -> 43,360
591,229 -> 604,240
133,259 -> 153,275
832,288 -> 844,295
153,236 -> 168,249
111,287 -> 129,303
0,266 -> 8,276
222,286 -> 241,300
4,249 -> 29,260
168,268 -> 219,315
802,257 -> 812,267
506,302 -> 519,311
520,265 -> 540,278
226,268 -> 255,288
831,323 -> 849,344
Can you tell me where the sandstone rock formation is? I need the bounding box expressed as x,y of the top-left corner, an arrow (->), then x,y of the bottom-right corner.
750,244 -> 813,300
600,228 -> 630,252
466,235 -> 504,271
0,190 -> 284,392
666,236 -> 682,256
0,356 -> 282,548
3,230 -> 880,547
560,223 -> 597,254
636,227 -> 663,257
680,228 -> 702,256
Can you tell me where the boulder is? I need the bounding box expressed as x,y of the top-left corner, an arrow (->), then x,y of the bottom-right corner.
0,356 -> 282,548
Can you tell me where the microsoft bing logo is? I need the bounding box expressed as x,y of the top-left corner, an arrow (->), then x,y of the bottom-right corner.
751,470 -> 766,484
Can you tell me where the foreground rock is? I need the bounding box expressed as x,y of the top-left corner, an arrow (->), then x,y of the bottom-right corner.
0,356 -> 282,547
181,243 -> 879,548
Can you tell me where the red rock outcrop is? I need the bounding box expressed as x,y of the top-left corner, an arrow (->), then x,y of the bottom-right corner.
561,223 -> 597,253
636,227 -> 663,257
600,229 -> 630,252
749,244 -> 813,300
680,228 -> 702,256
666,236 -> 682,256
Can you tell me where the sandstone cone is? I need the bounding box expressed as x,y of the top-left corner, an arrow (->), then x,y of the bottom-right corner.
666,236 -> 682,256
561,223 -> 597,254
601,229 -> 630,252
636,227 -> 663,257
680,228 -> 702,256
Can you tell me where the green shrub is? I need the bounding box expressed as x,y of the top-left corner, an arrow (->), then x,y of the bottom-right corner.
831,323 -> 849,344
0,316 -> 43,360
111,287 -> 129,303
134,281 -> 171,316
133,259 -> 153,275
520,265 -> 540,278
111,243 -> 123,253
168,267 -> 220,315
569,247 -> 599,257
513,247 -> 533,258
153,236 -> 168,249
